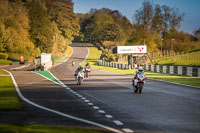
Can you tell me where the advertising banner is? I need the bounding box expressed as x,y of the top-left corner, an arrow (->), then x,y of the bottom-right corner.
117,45 -> 147,54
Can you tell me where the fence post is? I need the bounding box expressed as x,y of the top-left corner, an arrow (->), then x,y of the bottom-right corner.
170,66 -> 174,74
151,65 -> 154,72
187,67 -> 193,76
145,64 -> 148,71
156,65 -> 160,72
198,68 -> 200,77
178,66 -> 183,75
163,66 -> 167,73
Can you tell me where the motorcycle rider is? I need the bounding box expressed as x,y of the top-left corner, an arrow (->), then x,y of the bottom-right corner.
75,65 -> 84,80
77,67 -> 85,84
84,62 -> 91,77
132,66 -> 146,88
72,61 -> 75,66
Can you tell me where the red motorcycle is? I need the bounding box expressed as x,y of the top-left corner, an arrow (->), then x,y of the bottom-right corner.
132,73 -> 146,93
84,66 -> 91,78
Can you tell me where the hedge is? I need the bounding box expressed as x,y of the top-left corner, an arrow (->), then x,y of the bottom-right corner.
0,53 -> 8,60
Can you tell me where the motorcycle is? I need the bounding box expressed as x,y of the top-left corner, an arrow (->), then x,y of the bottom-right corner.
132,73 -> 146,93
84,67 -> 91,78
77,71 -> 84,85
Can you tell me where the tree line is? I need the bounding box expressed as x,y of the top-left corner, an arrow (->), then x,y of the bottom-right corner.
0,0 -> 199,61
76,1 -> 200,57
0,0 -> 79,58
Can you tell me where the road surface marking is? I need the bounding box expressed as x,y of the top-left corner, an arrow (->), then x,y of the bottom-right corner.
83,92 -> 113,105
88,103 -> 94,106
0,65 -> 8,68
122,128 -> 134,133
113,120 -> 124,126
78,95 -> 82,98
98,110 -> 105,114
93,106 -> 100,110
81,97 -> 86,100
84,100 -> 90,102
105,115 -> 113,119
5,69 -> 124,133
62,84 -> 67,87
11,64 -> 30,70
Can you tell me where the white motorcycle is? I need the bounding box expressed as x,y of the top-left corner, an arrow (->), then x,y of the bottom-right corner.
77,71 -> 84,85
132,73 -> 146,93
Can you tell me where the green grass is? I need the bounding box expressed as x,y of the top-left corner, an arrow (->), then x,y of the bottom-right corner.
145,71 -> 200,87
0,70 -> 9,75
0,124 -> 101,133
0,70 -> 21,110
152,50 -> 200,66
79,43 -> 200,87
0,59 -> 12,65
53,46 -> 73,65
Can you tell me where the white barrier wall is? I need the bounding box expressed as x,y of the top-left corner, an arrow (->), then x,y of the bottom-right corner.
156,65 -> 160,73
151,65 -> 154,72
41,53 -> 52,70
170,66 -> 174,74
198,68 -> 200,77
163,66 -> 167,73
144,64 -> 200,77
145,64 -> 149,70
187,67 -> 193,76
178,66 -> 182,75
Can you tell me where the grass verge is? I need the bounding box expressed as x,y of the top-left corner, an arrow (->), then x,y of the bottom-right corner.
53,46 -> 73,65
0,124 -> 101,133
0,70 -> 21,110
0,59 -> 12,65
79,43 -> 200,87
152,50 -> 200,67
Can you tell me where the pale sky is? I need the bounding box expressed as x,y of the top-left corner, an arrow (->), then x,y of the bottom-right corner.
73,0 -> 200,34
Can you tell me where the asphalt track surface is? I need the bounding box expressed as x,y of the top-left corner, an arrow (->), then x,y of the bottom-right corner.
1,43 -> 200,133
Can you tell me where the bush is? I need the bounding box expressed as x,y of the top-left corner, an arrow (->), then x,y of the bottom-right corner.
0,53 -> 8,59
105,52 -> 116,62
0,59 -> 12,65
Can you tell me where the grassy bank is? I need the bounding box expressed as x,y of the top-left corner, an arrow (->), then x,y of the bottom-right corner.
0,70 -> 21,110
79,43 -> 200,87
53,46 -> 73,65
0,124 -> 101,133
152,50 -> 200,67
0,59 -> 12,65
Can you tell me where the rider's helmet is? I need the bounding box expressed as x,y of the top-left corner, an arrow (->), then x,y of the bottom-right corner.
86,62 -> 89,66
79,65 -> 83,70
138,66 -> 143,72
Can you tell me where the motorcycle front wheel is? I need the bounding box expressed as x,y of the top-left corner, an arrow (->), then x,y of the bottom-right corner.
138,82 -> 143,93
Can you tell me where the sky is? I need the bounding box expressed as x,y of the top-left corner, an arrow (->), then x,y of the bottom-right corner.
73,0 -> 200,34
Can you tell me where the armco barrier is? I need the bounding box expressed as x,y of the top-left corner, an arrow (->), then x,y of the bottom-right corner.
145,64 -> 200,77
98,60 -> 129,69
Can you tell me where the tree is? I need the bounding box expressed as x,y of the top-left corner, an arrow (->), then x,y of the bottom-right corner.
27,0 -> 54,53
194,28 -> 200,39
134,1 -> 153,30
151,5 -> 164,33
0,0 -> 36,55
47,1 -> 80,53
84,12 -> 115,42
